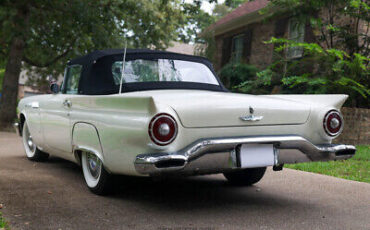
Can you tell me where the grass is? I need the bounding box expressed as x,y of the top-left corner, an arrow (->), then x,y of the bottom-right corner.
286,145 -> 369,183
0,212 -> 9,230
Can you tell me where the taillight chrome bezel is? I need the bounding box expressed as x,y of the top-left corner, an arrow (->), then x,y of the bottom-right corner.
323,110 -> 344,137
148,113 -> 178,146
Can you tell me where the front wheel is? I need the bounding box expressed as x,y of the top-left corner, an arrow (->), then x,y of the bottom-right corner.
22,121 -> 49,161
81,151 -> 113,195
223,167 -> 267,186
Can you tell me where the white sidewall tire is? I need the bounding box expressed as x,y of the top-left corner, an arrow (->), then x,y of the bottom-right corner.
81,152 -> 101,189
22,122 -> 36,158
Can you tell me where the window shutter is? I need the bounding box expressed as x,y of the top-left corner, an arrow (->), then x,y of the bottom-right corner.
221,37 -> 232,66
273,17 -> 289,60
274,17 -> 289,38
243,29 -> 253,63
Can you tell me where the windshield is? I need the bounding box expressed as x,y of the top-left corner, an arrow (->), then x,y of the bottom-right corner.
111,59 -> 219,85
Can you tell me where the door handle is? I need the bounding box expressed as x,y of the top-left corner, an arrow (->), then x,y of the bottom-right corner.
63,100 -> 72,108
31,102 -> 39,109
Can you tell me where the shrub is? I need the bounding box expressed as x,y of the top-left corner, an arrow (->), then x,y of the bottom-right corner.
218,63 -> 261,93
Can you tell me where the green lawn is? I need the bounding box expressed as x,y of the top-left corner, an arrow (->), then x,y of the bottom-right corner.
0,212 -> 9,230
286,145 -> 369,183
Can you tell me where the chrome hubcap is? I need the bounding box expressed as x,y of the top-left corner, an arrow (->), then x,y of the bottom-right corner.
25,127 -> 36,153
87,153 -> 101,179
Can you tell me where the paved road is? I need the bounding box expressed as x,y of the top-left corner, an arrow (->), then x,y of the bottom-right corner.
0,132 -> 369,230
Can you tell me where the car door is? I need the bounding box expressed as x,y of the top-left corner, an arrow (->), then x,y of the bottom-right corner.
24,100 -> 43,145
41,65 -> 82,155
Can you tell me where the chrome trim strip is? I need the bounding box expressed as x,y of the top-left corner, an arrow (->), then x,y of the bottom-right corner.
134,135 -> 356,175
239,115 -> 263,121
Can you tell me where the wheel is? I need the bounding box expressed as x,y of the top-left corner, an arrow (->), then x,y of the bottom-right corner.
81,151 -> 113,195
22,121 -> 49,161
223,167 -> 267,186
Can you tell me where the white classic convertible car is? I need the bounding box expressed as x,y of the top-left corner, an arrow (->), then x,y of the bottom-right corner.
15,49 -> 356,195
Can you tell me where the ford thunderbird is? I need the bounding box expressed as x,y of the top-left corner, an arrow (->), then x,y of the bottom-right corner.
15,49 -> 356,195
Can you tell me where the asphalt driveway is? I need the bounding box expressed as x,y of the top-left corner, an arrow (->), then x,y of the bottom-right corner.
0,131 -> 369,230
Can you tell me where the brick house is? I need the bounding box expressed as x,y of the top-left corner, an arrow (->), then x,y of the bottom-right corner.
207,0 -> 368,71
207,0 -> 316,71
206,0 -> 370,145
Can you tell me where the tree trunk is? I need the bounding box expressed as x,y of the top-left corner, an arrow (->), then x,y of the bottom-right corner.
0,37 -> 25,129
0,4 -> 29,130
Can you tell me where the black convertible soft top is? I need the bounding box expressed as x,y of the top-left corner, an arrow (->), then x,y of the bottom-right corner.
65,49 -> 227,95
68,49 -> 213,67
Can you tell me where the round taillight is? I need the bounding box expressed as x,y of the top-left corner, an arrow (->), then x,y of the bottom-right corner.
149,113 -> 178,146
323,110 -> 343,136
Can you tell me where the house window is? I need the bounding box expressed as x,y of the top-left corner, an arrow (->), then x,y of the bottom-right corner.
231,34 -> 244,62
287,18 -> 305,59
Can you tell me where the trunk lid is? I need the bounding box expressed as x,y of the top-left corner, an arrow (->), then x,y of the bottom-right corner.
134,90 -> 311,128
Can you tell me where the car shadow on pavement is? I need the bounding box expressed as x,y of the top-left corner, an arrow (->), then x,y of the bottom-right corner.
11,154 -> 308,213
108,175 -> 306,212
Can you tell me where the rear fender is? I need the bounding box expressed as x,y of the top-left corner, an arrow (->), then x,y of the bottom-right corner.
72,122 -> 105,168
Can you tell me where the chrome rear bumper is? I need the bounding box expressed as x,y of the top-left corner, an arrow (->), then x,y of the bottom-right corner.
134,135 -> 356,175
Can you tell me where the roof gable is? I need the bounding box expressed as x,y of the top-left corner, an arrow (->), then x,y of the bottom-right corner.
208,0 -> 270,35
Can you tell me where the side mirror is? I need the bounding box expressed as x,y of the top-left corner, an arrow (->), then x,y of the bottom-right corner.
50,83 -> 60,94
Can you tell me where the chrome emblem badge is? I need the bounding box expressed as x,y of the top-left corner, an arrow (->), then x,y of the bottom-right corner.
240,106 -> 263,122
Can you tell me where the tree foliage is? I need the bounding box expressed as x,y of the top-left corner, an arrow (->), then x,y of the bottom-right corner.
242,0 -> 370,107
178,0 -> 221,44
261,38 -> 369,97
0,0 -> 187,128
0,0 -> 185,80
213,4 -> 230,19
225,0 -> 248,9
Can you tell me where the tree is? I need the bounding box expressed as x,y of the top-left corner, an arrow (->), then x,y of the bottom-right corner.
213,4 -> 230,19
225,0 -> 248,9
0,0 -> 185,129
177,0 -> 217,43
178,0 -> 248,44
246,0 -> 369,107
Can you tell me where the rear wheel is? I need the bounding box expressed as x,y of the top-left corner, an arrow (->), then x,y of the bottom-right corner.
22,121 -> 49,161
223,167 -> 267,186
81,151 -> 113,195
